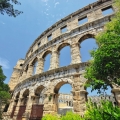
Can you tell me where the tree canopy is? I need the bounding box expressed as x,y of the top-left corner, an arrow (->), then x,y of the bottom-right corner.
85,0 -> 120,92
0,66 -> 10,101
0,0 -> 22,17
0,66 -> 10,119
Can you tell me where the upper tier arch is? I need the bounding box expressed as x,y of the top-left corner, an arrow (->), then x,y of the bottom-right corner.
78,34 -> 95,43
57,42 -> 71,52
25,0 -> 113,61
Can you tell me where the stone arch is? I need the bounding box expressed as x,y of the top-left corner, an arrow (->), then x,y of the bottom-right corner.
31,57 -> 38,65
78,33 -> 95,44
20,89 -> 30,107
30,57 -> 39,75
29,57 -> 39,65
56,42 -> 71,67
15,91 -> 20,99
78,33 -> 97,62
41,50 -> 52,71
42,50 -> 52,59
35,85 -> 45,96
53,78 -> 73,94
35,85 -> 46,104
22,89 -> 29,98
48,78 -> 73,114
12,91 -> 19,99
57,42 -> 71,52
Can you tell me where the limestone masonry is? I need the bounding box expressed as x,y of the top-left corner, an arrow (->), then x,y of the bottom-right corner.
3,0 -> 120,120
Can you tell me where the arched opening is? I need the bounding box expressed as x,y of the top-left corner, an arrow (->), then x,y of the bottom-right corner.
58,43 -> 71,67
42,51 -> 51,72
35,85 -> 45,104
3,104 -> 9,112
54,81 -> 73,115
32,58 -> 38,75
10,92 -> 20,118
79,34 -> 98,62
30,86 -> 45,120
17,89 -> 29,120
23,89 -> 29,99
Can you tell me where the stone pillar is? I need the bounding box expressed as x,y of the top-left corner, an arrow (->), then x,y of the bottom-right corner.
36,58 -> 44,74
12,97 -> 22,120
7,99 -> 15,118
26,64 -> 33,78
67,17 -> 78,31
22,96 -> 32,120
52,28 -> 61,39
22,89 -> 35,120
71,43 -> 81,64
43,93 -> 56,115
72,74 -> 87,115
50,51 -> 59,70
72,91 -> 81,114
54,94 -> 59,113
112,88 -> 120,106
79,90 -> 87,115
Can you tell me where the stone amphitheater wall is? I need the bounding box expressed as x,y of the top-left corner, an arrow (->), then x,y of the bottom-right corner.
6,0 -> 120,120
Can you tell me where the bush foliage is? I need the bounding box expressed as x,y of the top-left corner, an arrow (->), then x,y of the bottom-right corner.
42,100 -> 120,120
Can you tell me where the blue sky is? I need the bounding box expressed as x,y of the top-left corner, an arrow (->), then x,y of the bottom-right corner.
0,0 -> 111,96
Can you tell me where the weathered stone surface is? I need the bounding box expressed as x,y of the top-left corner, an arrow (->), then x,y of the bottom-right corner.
4,0 -> 117,119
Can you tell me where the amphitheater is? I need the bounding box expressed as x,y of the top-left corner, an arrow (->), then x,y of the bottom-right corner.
3,0 -> 120,120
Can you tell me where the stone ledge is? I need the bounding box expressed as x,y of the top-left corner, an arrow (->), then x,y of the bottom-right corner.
14,62 -> 88,92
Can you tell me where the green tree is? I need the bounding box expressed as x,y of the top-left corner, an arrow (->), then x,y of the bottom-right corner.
0,0 -> 22,17
85,0 -> 120,92
0,66 -> 10,119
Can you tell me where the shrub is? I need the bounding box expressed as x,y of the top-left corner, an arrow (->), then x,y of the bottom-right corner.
42,114 -> 59,120
84,100 -> 120,120
60,111 -> 82,120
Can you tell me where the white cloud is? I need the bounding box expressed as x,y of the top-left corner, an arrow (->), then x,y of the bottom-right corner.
54,2 -> 59,8
0,57 -> 10,69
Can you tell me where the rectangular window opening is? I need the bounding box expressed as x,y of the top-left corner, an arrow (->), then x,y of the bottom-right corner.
78,17 -> 88,25
47,34 -> 52,41
102,6 -> 114,16
61,26 -> 67,33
